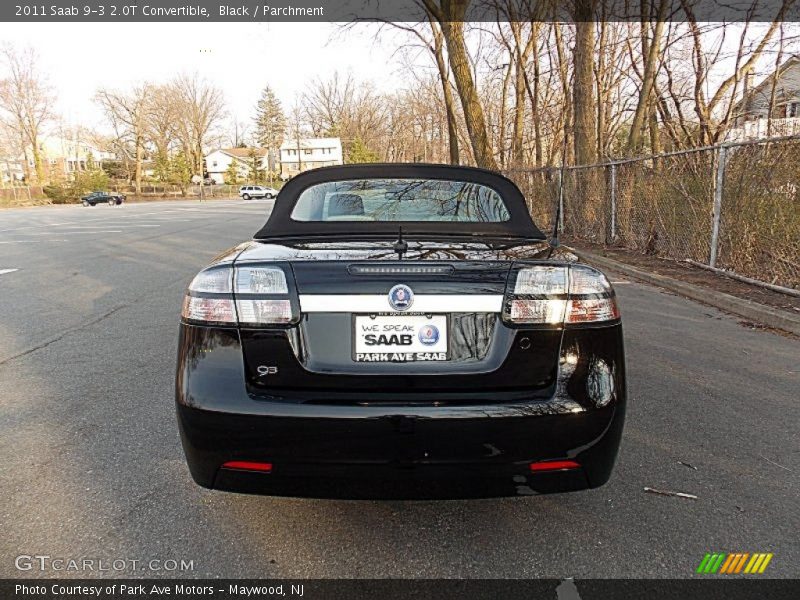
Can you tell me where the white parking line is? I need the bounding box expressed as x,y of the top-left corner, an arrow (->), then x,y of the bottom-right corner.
42,224 -> 162,229
22,230 -> 124,235
0,239 -> 78,244
0,268 -> 19,275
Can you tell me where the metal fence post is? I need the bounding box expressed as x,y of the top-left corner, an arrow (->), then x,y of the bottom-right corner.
709,144 -> 728,267
609,163 -> 617,242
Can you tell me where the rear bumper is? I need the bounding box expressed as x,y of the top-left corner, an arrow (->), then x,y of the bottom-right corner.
177,402 -> 624,499
175,325 -> 626,499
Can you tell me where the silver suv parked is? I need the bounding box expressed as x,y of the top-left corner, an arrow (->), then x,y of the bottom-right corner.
239,185 -> 278,200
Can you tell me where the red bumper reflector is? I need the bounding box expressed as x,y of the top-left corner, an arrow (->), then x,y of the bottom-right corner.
222,461 -> 273,473
529,460 -> 580,472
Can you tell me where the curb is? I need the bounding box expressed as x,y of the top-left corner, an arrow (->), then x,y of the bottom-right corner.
569,247 -> 800,336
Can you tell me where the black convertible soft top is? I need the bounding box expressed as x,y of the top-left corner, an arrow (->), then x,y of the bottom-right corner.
253,164 -> 544,240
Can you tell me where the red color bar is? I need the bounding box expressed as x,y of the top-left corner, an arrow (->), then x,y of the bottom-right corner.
529,460 -> 580,472
222,461 -> 273,473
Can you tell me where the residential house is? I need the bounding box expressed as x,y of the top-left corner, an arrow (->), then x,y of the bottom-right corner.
205,148 -> 269,184
279,137 -> 343,180
729,55 -> 800,141
1,134 -> 113,184
0,155 -> 24,184
39,135 -> 114,179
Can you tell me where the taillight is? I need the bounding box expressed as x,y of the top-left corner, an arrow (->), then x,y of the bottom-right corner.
180,264 -> 298,326
181,266 -> 236,325
565,265 -> 620,323
234,265 -> 296,325
503,264 -> 619,325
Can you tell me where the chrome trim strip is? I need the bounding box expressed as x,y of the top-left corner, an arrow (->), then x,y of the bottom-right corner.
299,294 -> 504,313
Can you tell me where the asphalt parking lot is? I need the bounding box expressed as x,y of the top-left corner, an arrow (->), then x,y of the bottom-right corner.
0,199 -> 797,579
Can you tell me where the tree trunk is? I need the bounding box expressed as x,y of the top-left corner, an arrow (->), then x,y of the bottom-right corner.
628,0 -> 667,152
511,53 -> 526,166
30,132 -> 44,183
498,61 -> 513,168
429,18 -> 460,164
532,28 -> 542,167
553,22 -> 572,165
572,2 -> 597,166
437,15 -> 497,169
21,146 -> 31,182
134,133 -> 143,196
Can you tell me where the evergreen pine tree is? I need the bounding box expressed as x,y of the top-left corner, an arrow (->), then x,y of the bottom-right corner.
224,160 -> 240,185
254,86 -> 286,170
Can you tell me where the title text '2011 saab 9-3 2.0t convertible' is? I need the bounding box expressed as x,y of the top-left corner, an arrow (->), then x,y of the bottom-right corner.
176,164 -> 626,499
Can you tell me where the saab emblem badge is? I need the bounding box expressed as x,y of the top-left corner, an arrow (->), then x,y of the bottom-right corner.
418,324 -> 440,346
388,284 -> 414,311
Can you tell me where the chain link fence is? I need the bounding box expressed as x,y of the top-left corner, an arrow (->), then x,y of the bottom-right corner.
506,136 -> 800,291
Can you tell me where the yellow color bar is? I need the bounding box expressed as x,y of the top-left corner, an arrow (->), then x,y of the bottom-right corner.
758,554 -> 773,573
744,554 -> 762,574
753,554 -> 768,573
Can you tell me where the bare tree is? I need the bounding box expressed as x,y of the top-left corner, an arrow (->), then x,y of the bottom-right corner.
0,46 -> 54,183
302,72 -> 389,161
371,18 -> 461,164
572,0 -> 598,166
627,0 -> 668,153
678,2 -> 791,145
95,84 -> 151,194
170,74 -> 226,176
146,85 -> 178,158
422,0 -> 498,170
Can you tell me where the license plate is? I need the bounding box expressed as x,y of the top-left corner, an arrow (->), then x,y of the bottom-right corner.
353,314 -> 448,362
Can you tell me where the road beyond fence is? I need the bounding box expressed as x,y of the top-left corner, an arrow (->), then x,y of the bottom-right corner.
506,135 -> 800,291
0,183 -> 245,208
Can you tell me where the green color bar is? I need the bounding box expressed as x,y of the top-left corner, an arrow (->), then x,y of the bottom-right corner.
710,553 -> 727,573
697,554 -> 712,574
705,554 -> 719,573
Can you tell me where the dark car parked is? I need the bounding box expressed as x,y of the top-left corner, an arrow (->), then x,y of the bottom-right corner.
81,191 -> 125,206
176,164 -> 626,499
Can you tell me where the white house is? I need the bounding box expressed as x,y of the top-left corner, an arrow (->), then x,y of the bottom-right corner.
728,55 -> 800,142
0,132 -> 113,183
0,155 -> 25,183
205,148 -> 269,184
279,137 -> 343,180
39,136 -> 115,176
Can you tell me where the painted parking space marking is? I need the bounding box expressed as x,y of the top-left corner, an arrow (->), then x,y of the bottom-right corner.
22,230 -> 124,236
0,240 -> 70,244
42,224 -> 162,229
0,268 -> 19,275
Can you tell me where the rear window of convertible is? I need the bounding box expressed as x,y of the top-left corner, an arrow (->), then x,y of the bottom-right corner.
290,178 -> 511,223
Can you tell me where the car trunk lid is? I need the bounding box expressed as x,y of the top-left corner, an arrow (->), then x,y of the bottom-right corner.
235,239 -> 564,402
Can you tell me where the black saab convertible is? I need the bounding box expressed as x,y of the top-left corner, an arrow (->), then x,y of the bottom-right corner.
176,164 -> 626,499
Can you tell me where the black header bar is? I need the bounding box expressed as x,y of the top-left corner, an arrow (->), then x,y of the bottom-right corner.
2,1 -> 799,23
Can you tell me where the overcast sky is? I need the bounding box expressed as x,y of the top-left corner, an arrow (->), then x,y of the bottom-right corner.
1,22 -> 401,133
